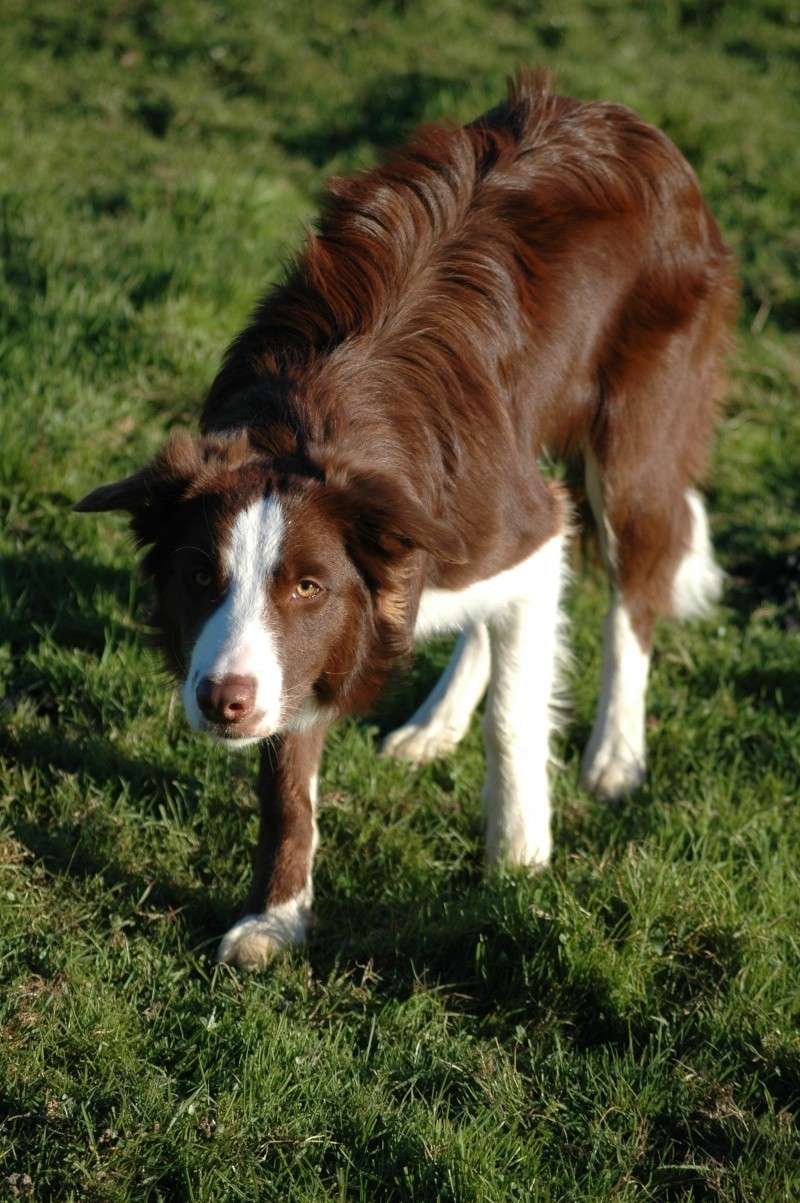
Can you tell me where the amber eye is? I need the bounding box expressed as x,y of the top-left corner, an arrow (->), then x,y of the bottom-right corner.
294,578 -> 322,599
192,570 -> 212,589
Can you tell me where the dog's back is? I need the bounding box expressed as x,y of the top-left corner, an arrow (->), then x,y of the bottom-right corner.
203,72 -> 734,602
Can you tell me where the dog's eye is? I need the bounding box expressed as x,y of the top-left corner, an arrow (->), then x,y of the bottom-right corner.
293,578 -> 322,600
192,570 -> 212,589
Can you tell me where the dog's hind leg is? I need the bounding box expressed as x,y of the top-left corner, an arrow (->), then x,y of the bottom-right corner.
579,241 -> 729,801
382,622 -> 490,763
581,463 -> 722,802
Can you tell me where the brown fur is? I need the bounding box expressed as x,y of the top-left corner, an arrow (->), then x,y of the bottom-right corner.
248,726 -> 328,912
199,70 -> 734,634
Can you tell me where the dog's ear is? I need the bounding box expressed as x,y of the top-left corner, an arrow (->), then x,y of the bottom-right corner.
322,462 -> 467,566
73,430 -> 200,544
353,471 -> 467,564
318,463 -> 468,690
73,467 -> 156,514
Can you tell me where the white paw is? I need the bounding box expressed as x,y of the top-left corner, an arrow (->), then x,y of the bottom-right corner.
217,917 -> 284,970
484,784 -> 552,868
216,899 -> 309,970
486,825 -> 552,869
381,720 -> 464,764
488,835 -> 552,870
581,741 -> 646,801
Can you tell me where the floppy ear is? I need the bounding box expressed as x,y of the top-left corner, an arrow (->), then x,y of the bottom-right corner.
73,430 -> 200,544
360,475 -> 467,564
328,466 -> 467,566
320,466 -> 468,694
73,468 -> 155,514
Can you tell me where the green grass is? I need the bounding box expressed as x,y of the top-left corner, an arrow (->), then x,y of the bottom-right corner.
1,1 -> 799,1198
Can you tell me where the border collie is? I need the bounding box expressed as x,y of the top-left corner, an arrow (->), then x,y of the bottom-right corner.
75,72 -> 736,969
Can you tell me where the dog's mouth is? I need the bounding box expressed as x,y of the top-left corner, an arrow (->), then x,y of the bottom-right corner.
198,716 -> 274,748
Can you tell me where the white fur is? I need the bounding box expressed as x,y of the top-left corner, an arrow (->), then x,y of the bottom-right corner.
385,542 -> 567,774
415,539 -> 566,638
382,622 -> 491,763
482,531 -> 567,866
582,456 -> 649,799
183,496 -> 285,743
581,599 -> 650,799
384,531 -> 568,866
673,489 -> 723,619
284,697 -> 336,734
217,890 -> 312,970
580,485 -> 721,800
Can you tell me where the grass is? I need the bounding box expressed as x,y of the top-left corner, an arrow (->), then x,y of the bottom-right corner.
1,0 -> 799,1198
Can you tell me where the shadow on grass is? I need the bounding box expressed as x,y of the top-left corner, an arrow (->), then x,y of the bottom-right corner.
724,547 -> 800,634
730,663 -> 800,711
1,724 -> 230,952
303,784 -> 684,1045
1,550 -> 138,657
308,874 -> 572,1029
0,723 -> 194,806
275,71 -> 469,166
305,866 -> 746,1058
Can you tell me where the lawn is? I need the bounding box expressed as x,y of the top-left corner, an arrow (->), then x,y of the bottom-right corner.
1,1 -> 799,1199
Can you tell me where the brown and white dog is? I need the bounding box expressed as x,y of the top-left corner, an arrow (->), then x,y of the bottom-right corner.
75,73 -> 735,969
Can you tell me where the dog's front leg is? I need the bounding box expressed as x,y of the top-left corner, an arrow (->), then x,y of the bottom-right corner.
217,723 -> 327,970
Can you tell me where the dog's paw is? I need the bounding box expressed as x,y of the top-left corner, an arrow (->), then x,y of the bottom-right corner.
487,832 -> 552,870
381,719 -> 463,764
581,741 -> 646,801
216,900 -> 309,971
484,785 -> 553,869
217,916 -> 283,970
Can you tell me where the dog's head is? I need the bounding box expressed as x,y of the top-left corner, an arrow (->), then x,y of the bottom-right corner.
75,430 -> 464,746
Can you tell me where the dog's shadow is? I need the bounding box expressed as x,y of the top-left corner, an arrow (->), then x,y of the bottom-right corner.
303,792 -> 666,1050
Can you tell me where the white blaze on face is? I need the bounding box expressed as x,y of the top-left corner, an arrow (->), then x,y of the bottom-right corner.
182,495 -> 285,740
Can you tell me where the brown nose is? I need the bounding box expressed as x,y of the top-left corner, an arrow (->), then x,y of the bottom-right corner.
196,675 -> 256,724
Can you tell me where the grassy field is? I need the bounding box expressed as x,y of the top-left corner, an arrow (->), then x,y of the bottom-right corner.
1,1 -> 799,1198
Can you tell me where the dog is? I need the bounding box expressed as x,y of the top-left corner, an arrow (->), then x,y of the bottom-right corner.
75,71 -> 736,969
